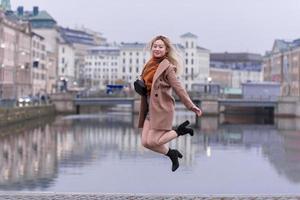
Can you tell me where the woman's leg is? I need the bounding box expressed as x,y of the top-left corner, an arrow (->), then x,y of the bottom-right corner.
142,120 -> 183,172
141,119 -> 169,154
156,130 -> 178,146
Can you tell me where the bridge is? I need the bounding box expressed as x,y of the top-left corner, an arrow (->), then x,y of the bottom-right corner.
51,93 -> 300,118
72,96 -> 278,115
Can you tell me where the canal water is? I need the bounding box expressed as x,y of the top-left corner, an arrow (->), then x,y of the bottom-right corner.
0,110 -> 300,195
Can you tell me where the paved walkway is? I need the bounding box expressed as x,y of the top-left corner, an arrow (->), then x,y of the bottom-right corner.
0,193 -> 299,200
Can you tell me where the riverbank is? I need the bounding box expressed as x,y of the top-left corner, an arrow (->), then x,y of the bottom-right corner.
0,105 -> 55,126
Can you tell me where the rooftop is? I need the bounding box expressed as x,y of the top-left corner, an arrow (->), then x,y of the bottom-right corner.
180,32 -> 198,38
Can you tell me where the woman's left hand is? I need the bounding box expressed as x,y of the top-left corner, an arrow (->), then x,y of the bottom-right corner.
191,106 -> 202,117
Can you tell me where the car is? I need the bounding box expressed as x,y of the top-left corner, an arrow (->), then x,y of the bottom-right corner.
18,96 -> 31,104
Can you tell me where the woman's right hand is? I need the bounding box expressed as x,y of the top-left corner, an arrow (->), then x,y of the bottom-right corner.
191,106 -> 202,117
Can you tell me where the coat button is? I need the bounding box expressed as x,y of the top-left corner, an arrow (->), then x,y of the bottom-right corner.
160,79 -> 162,81
155,94 -> 158,97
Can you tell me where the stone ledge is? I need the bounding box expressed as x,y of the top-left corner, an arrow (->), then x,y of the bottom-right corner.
0,193 -> 299,200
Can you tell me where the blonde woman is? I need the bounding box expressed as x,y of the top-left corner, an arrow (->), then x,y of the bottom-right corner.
137,35 -> 202,172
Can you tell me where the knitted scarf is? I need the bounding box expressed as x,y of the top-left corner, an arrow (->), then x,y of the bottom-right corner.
142,56 -> 166,95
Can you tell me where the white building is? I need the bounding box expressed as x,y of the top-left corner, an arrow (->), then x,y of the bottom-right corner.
119,42 -> 149,85
232,70 -> 262,88
31,32 -> 47,96
83,33 -> 210,91
58,43 -> 75,90
180,32 -> 210,90
84,46 -> 120,89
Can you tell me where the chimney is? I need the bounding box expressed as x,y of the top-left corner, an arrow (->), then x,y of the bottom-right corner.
17,6 -> 24,16
33,6 -> 39,16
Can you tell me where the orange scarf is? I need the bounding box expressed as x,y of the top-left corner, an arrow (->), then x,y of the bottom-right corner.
142,56 -> 166,95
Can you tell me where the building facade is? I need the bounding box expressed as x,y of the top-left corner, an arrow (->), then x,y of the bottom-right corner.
180,33 -> 210,90
263,39 -> 300,97
31,32 -> 47,96
58,27 -> 100,89
210,52 -> 263,88
84,33 -> 210,91
0,9 -> 32,99
84,46 -> 120,89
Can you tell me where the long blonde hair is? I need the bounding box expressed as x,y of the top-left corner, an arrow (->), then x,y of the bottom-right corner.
145,35 -> 183,75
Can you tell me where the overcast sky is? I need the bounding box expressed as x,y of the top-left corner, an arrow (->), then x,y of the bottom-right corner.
10,0 -> 300,54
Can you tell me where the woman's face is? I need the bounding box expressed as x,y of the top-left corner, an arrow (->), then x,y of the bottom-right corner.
151,39 -> 167,58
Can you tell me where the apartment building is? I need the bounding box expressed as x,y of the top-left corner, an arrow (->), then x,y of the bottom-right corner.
0,9 -> 32,99
263,39 -> 300,96
31,32 -> 47,96
84,46 -> 120,89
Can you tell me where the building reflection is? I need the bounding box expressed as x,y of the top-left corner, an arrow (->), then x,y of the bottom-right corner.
0,117 -> 57,190
1,113 -> 300,190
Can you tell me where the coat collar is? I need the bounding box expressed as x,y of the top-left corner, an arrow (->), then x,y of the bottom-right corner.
153,58 -> 170,82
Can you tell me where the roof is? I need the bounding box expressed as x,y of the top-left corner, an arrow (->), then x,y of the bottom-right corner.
59,26 -> 96,46
271,38 -> 300,54
29,11 -> 56,22
210,52 -> 262,62
120,42 -> 146,49
180,32 -> 198,38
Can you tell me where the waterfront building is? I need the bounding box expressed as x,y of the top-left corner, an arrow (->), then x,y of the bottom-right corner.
84,45 -> 120,89
263,39 -> 300,96
13,6 -> 59,94
0,8 -> 32,99
31,32 -> 47,96
180,33 -> 210,90
210,52 -> 263,89
58,27 -> 101,89
84,33 -> 210,91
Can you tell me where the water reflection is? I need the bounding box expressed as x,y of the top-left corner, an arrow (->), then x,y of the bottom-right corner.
0,112 -> 300,193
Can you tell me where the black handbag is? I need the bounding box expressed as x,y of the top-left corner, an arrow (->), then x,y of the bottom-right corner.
134,79 -> 147,96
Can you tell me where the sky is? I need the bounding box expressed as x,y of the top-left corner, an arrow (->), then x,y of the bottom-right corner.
10,0 -> 300,54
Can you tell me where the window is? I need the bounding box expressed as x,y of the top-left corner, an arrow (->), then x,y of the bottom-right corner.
191,68 -> 194,80
191,59 -> 194,65
186,41 -> 188,48
185,59 -> 188,65
136,59 -> 139,64
62,47 -> 65,53
136,67 -> 139,73
123,67 -> 125,72
129,67 -> 132,73
62,58 -> 65,64
185,67 -> 188,73
191,42 -> 194,48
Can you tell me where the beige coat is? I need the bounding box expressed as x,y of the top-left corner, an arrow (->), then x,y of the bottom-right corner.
138,59 -> 195,130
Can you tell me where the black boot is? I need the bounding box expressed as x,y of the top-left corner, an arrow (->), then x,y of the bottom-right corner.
176,120 -> 194,136
166,148 -> 183,172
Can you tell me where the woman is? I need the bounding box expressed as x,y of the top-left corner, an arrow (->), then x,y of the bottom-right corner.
138,35 -> 202,172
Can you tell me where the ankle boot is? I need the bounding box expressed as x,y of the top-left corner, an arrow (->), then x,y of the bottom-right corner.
176,120 -> 194,136
166,148 -> 183,172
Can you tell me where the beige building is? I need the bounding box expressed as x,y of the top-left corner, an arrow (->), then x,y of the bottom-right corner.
263,39 -> 300,96
0,9 -> 32,99
209,68 -> 232,88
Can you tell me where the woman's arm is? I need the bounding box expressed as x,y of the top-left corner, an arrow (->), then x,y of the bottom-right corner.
165,66 -> 202,116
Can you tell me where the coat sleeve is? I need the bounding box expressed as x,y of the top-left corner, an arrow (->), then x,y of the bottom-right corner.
165,66 -> 195,110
